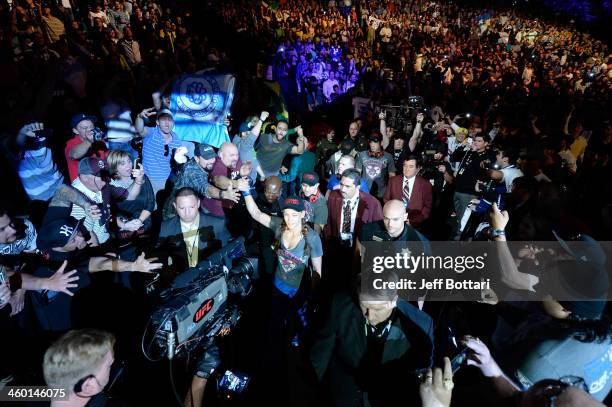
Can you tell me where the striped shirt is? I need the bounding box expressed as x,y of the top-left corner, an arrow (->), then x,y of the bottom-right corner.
142,127 -> 190,182
18,147 -> 64,201
70,178 -> 110,244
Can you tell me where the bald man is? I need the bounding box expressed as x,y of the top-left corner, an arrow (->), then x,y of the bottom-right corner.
357,199 -> 428,258
201,142 -> 253,237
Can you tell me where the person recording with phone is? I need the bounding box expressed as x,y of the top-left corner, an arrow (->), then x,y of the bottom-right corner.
107,150 -> 155,240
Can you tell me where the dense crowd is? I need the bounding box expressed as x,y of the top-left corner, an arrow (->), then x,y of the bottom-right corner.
0,0 -> 611,406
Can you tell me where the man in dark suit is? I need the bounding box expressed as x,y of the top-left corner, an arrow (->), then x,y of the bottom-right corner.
324,169 -> 383,292
384,155 -> 433,229
310,276 -> 434,406
157,187 -> 230,273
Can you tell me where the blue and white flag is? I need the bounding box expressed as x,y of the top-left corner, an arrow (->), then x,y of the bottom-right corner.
170,74 -> 235,148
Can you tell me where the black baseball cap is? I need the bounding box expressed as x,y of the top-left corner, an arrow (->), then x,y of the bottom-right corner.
301,172 -> 319,186
281,196 -> 305,212
37,217 -> 82,251
71,113 -> 97,129
194,143 -> 217,160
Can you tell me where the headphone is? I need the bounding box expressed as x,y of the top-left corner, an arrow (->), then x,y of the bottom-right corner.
73,375 -> 96,394
367,150 -> 384,159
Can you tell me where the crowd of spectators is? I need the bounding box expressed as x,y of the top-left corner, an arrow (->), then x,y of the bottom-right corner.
0,0 -> 611,406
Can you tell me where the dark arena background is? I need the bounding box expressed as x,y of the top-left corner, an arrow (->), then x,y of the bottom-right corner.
0,0 -> 611,406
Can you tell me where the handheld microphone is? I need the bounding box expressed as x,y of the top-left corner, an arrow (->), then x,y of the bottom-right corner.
167,331 -> 176,360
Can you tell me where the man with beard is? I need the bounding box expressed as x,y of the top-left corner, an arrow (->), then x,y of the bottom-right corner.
163,144 -> 239,220
256,120 -> 307,177
208,142 -> 253,236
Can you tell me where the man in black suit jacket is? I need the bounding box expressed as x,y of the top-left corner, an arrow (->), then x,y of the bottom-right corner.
157,187 -> 230,273
310,279 -> 434,406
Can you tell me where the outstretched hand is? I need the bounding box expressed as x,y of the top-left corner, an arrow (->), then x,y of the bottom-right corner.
132,253 -> 163,273
46,260 -> 80,296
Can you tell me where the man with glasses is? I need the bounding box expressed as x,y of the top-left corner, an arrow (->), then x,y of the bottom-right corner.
44,329 -> 120,407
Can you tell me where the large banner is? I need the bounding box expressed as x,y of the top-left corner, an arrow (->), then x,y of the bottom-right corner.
170,74 -> 235,148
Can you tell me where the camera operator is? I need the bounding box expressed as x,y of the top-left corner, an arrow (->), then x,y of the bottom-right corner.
450,134 -> 496,240
379,111 -> 411,170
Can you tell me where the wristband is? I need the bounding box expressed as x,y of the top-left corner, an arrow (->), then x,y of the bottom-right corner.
490,229 -> 505,239
241,190 -> 251,197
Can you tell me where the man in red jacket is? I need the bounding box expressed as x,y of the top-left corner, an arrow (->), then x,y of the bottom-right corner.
325,169 -> 383,291
384,155 -> 432,229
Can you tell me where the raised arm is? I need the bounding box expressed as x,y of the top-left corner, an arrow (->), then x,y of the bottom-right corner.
379,111 -> 390,150
408,113 -> 425,152
134,107 -> 157,136
290,126 -> 307,154
236,184 -> 271,228
250,111 -> 269,139
490,203 -> 538,291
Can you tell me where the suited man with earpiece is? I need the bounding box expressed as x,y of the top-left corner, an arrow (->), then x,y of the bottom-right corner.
310,274 -> 434,406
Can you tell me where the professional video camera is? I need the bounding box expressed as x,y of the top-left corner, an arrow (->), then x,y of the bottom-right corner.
141,237 -> 257,362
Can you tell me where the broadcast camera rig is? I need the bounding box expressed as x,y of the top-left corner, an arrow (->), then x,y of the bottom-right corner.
142,237 -> 257,361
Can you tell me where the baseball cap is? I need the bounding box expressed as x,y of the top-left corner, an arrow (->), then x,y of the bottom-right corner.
369,133 -> 382,143
71,113 -> 97,130
340,138 -> 355,151
301,172 -> 319,186
239,122 -> 251,133
78,157 -> 109,177
552,231 -> 607,265
157,108 -> 174,119
194,143 -> 217,160
37,217 -> 82,251
281,196 -> 305,212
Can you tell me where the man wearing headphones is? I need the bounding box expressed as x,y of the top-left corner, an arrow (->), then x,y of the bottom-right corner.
44,329 -> 117,407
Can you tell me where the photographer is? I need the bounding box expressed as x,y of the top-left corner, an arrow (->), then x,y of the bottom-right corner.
65,113 -> 108,182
